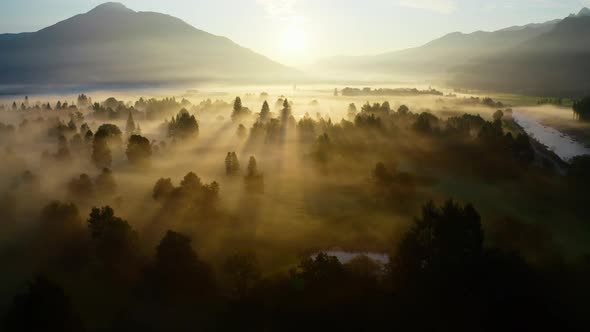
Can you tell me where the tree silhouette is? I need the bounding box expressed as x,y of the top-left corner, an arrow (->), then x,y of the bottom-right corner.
259,100 -> 271,123
168,109 -> 198,139
55,135 -> 71,162
389,200 -> 483,287
347,103 -> 358,121
91,136 -> 111,169
126,134 -> 152,166
87,206 -> 139,279
125,112 -> 136,136
236,124 -> 247,139
153,178 -> 174,201
67,174 -> 94,200
3,276 -> 85,332
231,96 -> 243,123
223,252 -> 261,298
245,156 -> 264,193
145,231 -> 215,303
95,168 -> 117,197
225,152 -> 240,176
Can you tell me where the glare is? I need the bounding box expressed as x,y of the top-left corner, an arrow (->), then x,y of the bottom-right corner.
281,25 -> 307,54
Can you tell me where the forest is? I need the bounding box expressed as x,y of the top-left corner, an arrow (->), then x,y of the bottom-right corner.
0,89 -> 589,332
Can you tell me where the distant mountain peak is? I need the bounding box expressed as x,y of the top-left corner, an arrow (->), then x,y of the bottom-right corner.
578,7 -> 590,17
88,2 -> 134,14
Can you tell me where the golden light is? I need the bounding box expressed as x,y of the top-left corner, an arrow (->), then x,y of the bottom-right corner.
281,24 -> 307,54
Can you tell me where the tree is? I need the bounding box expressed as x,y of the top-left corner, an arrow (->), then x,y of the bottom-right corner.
297,252 -> 345,288
223,253 -> 261,298
347,103 -> 358,121
573,96 -> 590,121
153,178 -> 174,201
77,94 -> 90,108
231,97 -> 243,122
493,110 -> 504,122
398,105 -> 410,115
95,168 -> 117,196
246,156 -> 258,177
236,124 -> 247,139
388,200 -> 483,286
168,109 -> 199,139
225,152 -> 240,176
313,133 -> 331,163
95,123 -> 122,144
67,174 -> 94,200
380,101 -> 391,113
92,136 -> 111,169
259,101 -> 271,123
126,135 -> 152,166
3,276 -> 85,332
245,156 -> 264,193
372,162 -> 393,185
125,112 -> 136,136
281,98 -> 292,122
84,130 -> 93,145
146,231 -> 215,302
55,135 -> 71,162
92,124 -> 122,169
87,206 -> 139,277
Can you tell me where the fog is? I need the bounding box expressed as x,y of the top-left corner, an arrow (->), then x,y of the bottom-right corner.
1,86 -> 590,331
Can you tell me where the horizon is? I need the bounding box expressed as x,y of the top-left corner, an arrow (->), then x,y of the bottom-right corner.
2,1 -> 590,331
1,0 -> 589,67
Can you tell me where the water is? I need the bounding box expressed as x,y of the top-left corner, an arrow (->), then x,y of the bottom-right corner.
513,111 -> 590,161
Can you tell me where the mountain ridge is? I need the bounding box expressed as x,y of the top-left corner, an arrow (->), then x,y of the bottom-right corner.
0,2 -> 295,87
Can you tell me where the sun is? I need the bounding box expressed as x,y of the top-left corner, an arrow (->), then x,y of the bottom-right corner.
281,25 -> 307,54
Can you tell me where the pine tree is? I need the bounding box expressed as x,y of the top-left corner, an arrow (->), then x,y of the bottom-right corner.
231,152 -> 240,175
245,156 -> 264,193
247,156 -> 258,177
231,97 -> 243,122
125,112 -> 136,135
259,101 -> 271,123
225,152 -> 233,175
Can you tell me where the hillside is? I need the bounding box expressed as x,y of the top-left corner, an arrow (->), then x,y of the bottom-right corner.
451,9 -> 590,96
311,19 -> 558,78
0,2 -> 295,86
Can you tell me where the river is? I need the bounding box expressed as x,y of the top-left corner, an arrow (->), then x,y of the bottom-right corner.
512,110 -> 590,162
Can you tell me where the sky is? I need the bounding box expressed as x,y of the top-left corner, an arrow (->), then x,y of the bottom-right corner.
1,0 -> 589,66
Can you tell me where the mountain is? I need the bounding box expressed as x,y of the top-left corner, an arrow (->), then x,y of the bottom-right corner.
451,9 -> 590,96
0,2 -> 294,87
311,19 -> 558,79
574,7 -> 590,17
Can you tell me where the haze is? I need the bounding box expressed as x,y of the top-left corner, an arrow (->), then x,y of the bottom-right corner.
1,0 -> 587,66
1,1 -> 590,332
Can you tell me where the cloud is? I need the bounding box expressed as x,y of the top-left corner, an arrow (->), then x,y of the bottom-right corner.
398,0 -> 458,14
256,0 -> 297,18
